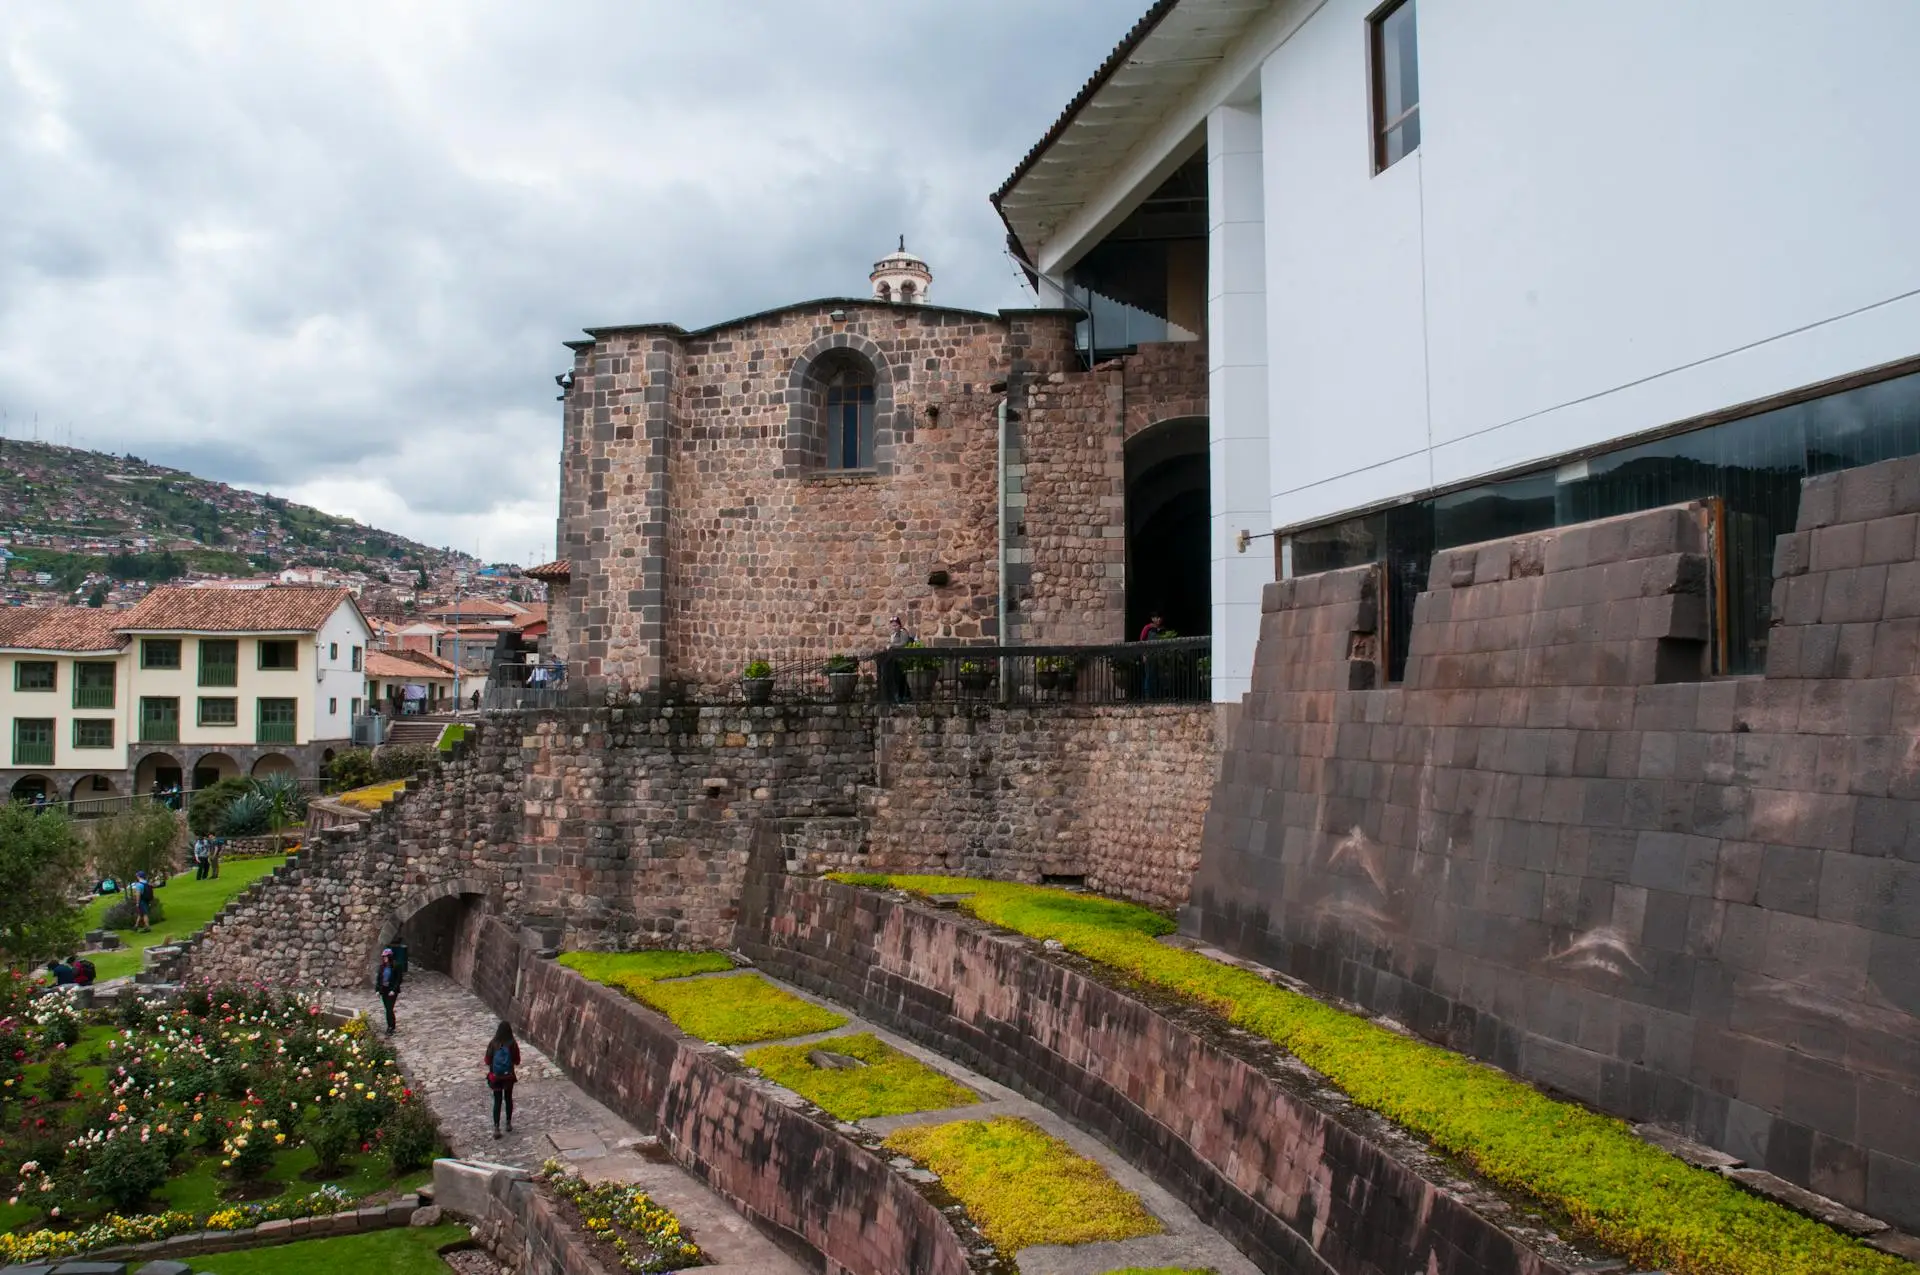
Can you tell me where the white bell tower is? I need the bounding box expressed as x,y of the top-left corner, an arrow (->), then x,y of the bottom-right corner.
870,236 -> 933,305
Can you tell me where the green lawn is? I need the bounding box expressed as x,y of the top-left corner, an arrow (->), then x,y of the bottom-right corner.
559,951 -> 847,1045
196,1222 -> 471,1274
77,857 -> 285,978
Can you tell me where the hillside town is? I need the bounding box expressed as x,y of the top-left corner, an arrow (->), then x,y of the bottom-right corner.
3,4 -> 1918,1275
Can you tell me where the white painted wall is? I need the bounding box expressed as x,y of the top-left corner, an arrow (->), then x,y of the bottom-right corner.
1261,0 -> 1920,530
313,603 -> 371,743
1208,101 -> 1272,704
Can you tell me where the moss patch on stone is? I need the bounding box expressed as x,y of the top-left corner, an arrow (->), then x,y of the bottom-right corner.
558,949 -> 736,989
883,1116 -> 1160,1252
744,1032 -> 978,1119
637,973 -> 845,1044
835,874 -> 1905,1275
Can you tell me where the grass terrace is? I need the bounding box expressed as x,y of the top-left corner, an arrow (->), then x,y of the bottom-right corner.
882,1116 -> 1161,1252
77,856 -> 287,982
833,873 -> 1906,1275
196,1222 -> 471,1274
0,978 -> 440,1266
744,1032 -> 978,1120
330,780 -> 408,812
559,950 -> 846,1045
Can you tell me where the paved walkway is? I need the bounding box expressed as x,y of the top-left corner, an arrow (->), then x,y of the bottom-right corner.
337,972 -> 803,1275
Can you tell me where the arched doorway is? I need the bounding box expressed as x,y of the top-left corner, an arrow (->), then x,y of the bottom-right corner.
250,753 -> 295,780
70,773 -> 118,818
135,752 -> 184,798
1125,416 -> 1210,640
10,774 -> 51,804
377,877 -> 492,987
192,752 -> 240,793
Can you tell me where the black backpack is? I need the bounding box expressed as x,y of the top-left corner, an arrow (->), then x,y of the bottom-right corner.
74,959 -> 96,986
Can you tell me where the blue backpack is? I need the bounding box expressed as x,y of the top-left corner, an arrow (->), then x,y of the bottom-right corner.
491,1043 -> 515,1080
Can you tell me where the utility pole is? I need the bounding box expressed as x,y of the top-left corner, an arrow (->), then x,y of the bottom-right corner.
451,567 -> 465,713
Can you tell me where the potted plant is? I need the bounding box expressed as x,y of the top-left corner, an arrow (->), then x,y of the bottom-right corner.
824,653 -> 860,702
741,658 -> 774,706
1034,654 -> 1076,692
900,641 -> 940,700
957,657 -> 992,692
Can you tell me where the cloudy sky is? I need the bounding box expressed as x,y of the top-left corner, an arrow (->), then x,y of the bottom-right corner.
1,2 -> 1133,564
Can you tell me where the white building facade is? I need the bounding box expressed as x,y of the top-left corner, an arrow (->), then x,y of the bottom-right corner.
996,0 -> 1920,699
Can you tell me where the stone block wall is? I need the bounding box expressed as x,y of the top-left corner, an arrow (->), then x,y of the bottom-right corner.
555,299 -> 1209,695
864,703 -> 1216,910
177,694 -> 1218,987
1187,474 -> 1920,1229
467,915 -> 975,1275
1010,340 -> 1208,645
739,872 -> 1576,1275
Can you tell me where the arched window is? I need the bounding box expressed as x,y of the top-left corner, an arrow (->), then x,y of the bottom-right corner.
899,281 -> 917,302
825,366 -> 875,469
876,281 -> 892,302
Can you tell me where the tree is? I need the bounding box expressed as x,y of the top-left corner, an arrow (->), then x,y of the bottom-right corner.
87,804 -> 179,886
0,803 -> 87,966
86,582 -> 109,608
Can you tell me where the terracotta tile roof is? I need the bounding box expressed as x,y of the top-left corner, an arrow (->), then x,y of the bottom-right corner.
117,584 -> 359,634
365,648 -> 460,680
510,602 -> 548,628
525,559 -> 571,581
0,606 -> 128,653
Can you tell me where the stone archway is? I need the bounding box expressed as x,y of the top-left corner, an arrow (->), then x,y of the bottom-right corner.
70,773 -> 119,818
134,752 -> 183,796
250,753 -> 295,779
192,752 -> 240,793
782,332 -> 900,476
375,875 -> 495,987
1125,415 -> 1210,639
10,774 -> 52,803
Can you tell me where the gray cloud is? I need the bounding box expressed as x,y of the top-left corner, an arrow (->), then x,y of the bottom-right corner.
0,1 -> 1133,561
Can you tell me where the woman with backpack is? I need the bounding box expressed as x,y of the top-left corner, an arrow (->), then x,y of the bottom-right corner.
484,1021 -> 520,1139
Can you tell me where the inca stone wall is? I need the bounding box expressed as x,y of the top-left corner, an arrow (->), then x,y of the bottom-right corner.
740,871 -> 1579,1275
176,696 -> 1218,987
862,703 -> 1216,910
1187,466 -> 1920,1229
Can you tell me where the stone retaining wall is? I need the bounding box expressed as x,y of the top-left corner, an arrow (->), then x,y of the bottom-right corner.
465,915 -> 975,1275
435,1160 -> 612,1275
1189,473 -> 1920,1230
739,871 -> 1572,1275
866,703 -> 1217,909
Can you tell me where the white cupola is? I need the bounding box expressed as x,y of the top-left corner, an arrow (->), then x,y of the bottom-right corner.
870,236 -> 933,305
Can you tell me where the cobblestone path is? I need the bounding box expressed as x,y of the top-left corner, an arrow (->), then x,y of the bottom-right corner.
337,971 -> 802,1274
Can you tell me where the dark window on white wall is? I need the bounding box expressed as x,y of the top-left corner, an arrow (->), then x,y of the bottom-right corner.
1370,0 -> 1420,172
826,371 -> 875,470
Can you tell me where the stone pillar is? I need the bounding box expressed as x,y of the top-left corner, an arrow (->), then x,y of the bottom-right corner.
1207,101 -> 1271,704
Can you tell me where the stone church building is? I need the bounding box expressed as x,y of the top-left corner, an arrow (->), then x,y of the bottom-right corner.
542,244 -> 1207,696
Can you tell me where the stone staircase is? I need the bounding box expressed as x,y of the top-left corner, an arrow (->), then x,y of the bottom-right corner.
381,719 -> 447,748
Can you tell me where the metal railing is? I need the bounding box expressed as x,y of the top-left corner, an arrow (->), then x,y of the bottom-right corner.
8,775 -> 333,820
73,686 -> 115,710
875,637 -> 1210,706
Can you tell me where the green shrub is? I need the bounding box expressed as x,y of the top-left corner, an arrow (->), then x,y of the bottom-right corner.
837,875 -> 1904,1275
325,748 -> 378,793
743,659 -> 772,679
221,791 -> 272,837
187,776 -> 253,837
898,640 -> 940,671
373,745 -> 438,782
103,893 -> 165,929
86,805 -> 179,885
824,654 -> 858,675
307,1105 -> 358,1176
384,1098 -> 438,1174
222,1115 -> 281,1180
83,1129 -> 172,1211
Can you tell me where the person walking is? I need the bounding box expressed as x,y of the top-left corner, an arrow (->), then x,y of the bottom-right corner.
484,1021 -> 521,1139
375,948 -> 402,1035
387,936 -> 410,985
131,872 -> 153,933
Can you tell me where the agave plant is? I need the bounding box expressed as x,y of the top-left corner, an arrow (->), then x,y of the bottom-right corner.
220,791 -> 272,837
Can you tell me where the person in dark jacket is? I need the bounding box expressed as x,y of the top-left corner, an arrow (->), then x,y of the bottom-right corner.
375,949 -> 401,1034
44,959 -> 74,986
485,1020 -> 521,1139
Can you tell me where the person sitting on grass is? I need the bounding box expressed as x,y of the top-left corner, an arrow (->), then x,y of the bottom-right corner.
44,958 -> 74,986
